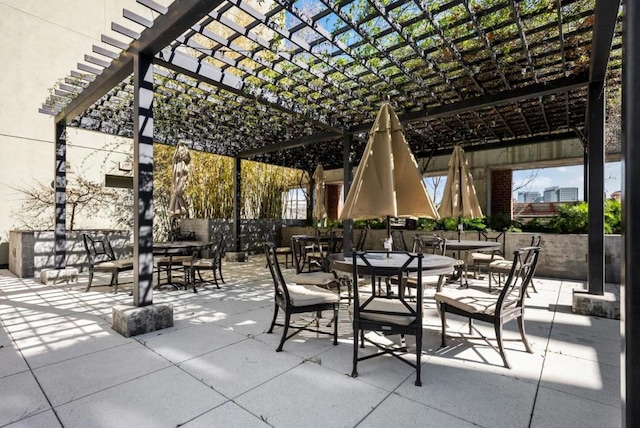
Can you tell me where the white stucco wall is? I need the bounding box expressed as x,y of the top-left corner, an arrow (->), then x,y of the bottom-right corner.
0,0 -> 170,264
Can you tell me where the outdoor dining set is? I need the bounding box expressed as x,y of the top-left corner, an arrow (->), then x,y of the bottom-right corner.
264,230 -> 542,386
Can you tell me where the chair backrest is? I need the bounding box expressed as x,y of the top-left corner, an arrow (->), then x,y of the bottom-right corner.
216,234 -> 226,262
290,236 -> 306,274
264,242 -> 292,305
352,251 -> 424,326
478,231 -> 505,256
354,228 -> 368,251
329,230 -> 343,254
391,230 -> 408,251
82,233 -> 116,264
496,246 -> 541,315
530,235 -> 541,247
412,234 -> 445,255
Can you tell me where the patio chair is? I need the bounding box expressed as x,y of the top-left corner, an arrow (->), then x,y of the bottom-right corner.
155,248 -> 193,288
290,236 -> 340,290
434,246 -> 541,369
264,231 -> 292,269
391,230 -> 408,251
182,241 -> 221,292
354,227 -> 369,251
82,233 -> 134,293
216,234 -> 226,284
350,251 -> 425,386
470,231 -> 505,277
264,242 -> 339,352
406,235 -> 456,292
487,235 -> 541,291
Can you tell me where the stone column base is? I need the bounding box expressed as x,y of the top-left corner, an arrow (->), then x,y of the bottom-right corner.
112,303 -> 174,337
40,268 -> 79,285
225,251 -> 247,262
572,289 -> 620,320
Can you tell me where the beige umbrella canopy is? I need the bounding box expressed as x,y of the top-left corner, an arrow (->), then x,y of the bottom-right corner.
169,140 -> 191,220
340,102 -> 439,238
312,163 -> 328,226
439,145 -> 483,237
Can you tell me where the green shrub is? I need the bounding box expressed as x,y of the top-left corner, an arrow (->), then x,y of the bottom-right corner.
605,199 -> 622,234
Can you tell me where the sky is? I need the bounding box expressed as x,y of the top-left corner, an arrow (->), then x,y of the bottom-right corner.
424,161 -> 621,205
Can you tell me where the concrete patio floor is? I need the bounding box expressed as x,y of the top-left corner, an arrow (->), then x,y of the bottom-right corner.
0,258 -> 621,428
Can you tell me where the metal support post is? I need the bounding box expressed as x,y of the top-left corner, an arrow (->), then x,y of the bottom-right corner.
233,157 -> 242,252
623,2 -> 640,424
586,80 -> 605,295
133,52 -> 155,307
54,122 -> 66,269
342,133 -> 353,253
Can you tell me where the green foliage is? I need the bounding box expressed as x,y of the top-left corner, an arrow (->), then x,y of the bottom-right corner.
605,199 -> 622,234
547,202 -> 589,234
154,145 -> 305,237
519,200 -> 622,234
417,218 -> 437,231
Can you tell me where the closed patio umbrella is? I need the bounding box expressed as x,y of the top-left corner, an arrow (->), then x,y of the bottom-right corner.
438,145 -> 483,239
169,140 -> 191,236
340,102 -> 439,243
312,163 -> 328,227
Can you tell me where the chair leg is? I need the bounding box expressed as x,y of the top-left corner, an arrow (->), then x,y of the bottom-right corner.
351,321 -> 359,378
440,304 -> 447,347
268,303 -> 279,334
494,321 -> 511,369
211,268 -> 220,289
468,318 -> 473,335
360,330 -> 365,348
191,268 -> 198,293
276,312 -> 291,352
218,265 -> 225,283
85,270 -> 94,292
517,315 -> 533,353
332,305 -> 338,346
415,330 -> 422,387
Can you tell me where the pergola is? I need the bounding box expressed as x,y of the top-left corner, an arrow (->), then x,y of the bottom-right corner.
39,1 -> 638,422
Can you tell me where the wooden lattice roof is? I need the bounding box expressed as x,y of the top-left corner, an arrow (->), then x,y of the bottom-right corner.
40,0 -> 622,172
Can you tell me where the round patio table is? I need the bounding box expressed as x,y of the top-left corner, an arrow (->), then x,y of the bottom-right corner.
331,251 -> 457,274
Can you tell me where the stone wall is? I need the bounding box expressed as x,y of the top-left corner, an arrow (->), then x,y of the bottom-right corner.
282,227 -> 621,283
181,219 -> 283,255
9,230 -> 131,278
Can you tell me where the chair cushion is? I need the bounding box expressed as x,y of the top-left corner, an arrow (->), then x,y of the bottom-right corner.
276,247 -> 292,254
471,253 -> 504,262
183,258 -> 215,268
94,258 -> 134,270
157,256 -> 192,265
292,271 -> 336,286
349,298 -> 416,326
287,284 -> 340,306
489,259 -> 515,274
434,288 -> 503,315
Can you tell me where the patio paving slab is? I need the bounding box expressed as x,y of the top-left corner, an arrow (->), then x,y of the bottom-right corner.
0,261 -> 624,428
0,371 -> 51,426
235,360 -> 390,428
54,366 -> 227,428
33,341 -> 172,406
531,385 -> 621,428
4,410 -> 62,428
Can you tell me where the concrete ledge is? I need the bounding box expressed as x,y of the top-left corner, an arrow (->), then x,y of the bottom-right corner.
572,290 -> 620,320
40,268 -> 79,285
225,251 -> 247,262
112,303 -> 173,337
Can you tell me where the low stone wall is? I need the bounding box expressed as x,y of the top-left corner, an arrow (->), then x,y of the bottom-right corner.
9,230 -> 131,278
281,227 -> 621,283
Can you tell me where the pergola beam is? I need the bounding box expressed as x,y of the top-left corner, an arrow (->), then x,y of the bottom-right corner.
55,0 -> 225,124
352,73 -> 589,133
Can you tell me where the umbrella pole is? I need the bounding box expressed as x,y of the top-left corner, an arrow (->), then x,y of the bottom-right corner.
457,216 -> 462,241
